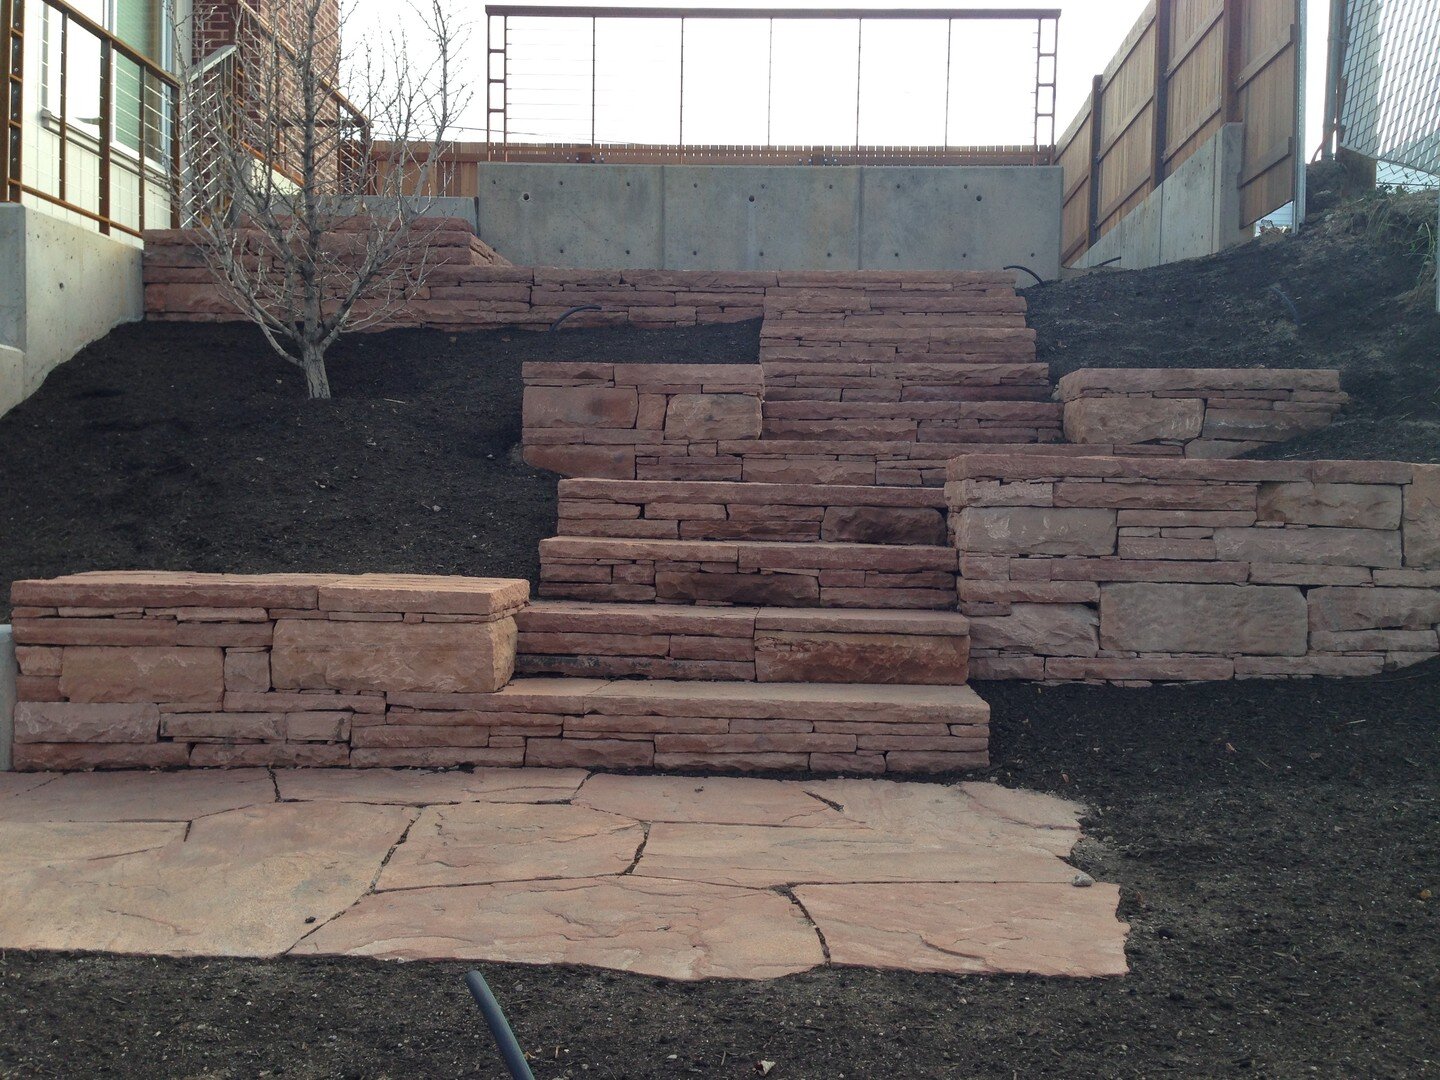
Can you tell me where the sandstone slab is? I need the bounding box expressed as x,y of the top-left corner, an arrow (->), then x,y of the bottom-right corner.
1307,587 -> 1440,632
795,881 -> 1128,976
13,702 -> 160,745
377,802 -> 643,890
275,767 -> 588,805
968,604 -> 1100,657
575,773 -> 856,827
1257,482 -> 1402,530
0,803 -> 411,957
1405,465 -> 1440,567
958,507 -> 1117,557
524,386 -> 637,429
1213,527 -> 1402,568
635,821 -> 1075,888
1064,397 -> 1203,445
754,631 -> 968,684
1100,583 -> 1307,655
0,769 -> 273,822
664,394 -> 761,440
58,647 -> 223,704
820,506 -> 946,546
295,876 -> 823,979
270,618 -> 516,694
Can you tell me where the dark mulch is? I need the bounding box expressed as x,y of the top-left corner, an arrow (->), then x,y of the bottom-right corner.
3,660 -> 1437,1078
1026,188 -> 1440,464
0,319 -> 759,621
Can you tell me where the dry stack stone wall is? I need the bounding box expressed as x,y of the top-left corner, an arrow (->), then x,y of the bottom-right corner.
1058,369 -> 1350,458
947,456 -> 1440,682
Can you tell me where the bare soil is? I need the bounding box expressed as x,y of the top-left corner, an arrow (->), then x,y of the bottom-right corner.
2,661 -> 1437,1078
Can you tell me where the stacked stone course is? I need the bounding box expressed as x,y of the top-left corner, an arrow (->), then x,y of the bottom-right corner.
1058,368 -> 1350,458
947,456 -> 1440,681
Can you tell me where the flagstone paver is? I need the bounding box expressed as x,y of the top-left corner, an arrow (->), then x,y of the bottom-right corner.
275,767 -> 588,806
375,802 -> 644,890
793,881 -> 1130,977
0,768 -> 1129,979
294,877 -> 824,980
0,768 -> 273,822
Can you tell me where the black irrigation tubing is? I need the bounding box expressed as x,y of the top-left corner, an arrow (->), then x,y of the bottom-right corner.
1003,264 -> 1046,285
464,971 -> 537,1080
550,305 -> 603,331
1269,284 -> 1301,325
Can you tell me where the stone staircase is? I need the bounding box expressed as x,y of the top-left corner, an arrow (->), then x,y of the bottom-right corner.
502,271 -> 1081,774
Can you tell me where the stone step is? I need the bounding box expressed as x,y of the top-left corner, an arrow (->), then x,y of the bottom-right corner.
760,400 -> 1064,443
381,675 -> 989,774
761,361 -> 1053,404
515,601 -> 971,684
556,479 -> 948,544
539,537 -> 959,609
625,440 -> 1173,488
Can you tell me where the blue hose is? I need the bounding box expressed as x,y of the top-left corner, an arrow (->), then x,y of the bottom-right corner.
464,971 -> 537,1080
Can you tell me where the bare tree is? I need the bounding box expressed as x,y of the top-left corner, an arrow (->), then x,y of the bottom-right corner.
180,0 -> 470,399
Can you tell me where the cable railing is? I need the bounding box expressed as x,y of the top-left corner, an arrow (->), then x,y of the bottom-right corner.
0,0 -> 180,237
483,5 -> 1061,166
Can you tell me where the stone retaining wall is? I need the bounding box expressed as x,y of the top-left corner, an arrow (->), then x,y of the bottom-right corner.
10,573 -> 528,770
947,455 -> 1440,682
522,364 -> 764,480
1057,369 -> 1349,458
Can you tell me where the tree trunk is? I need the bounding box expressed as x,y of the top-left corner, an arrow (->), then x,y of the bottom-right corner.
302,347 -> 332,400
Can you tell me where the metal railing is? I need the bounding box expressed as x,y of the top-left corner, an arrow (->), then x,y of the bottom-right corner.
483,5 -> 1061,165
0,0 -> 180,236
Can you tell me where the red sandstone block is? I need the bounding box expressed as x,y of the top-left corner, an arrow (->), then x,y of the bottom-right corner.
59,647 -> 224,705
224,691 -> 386,713
652,751 -> 809,772
654,733 -> 857,754
526,738 -> 654,768
15,676 -> 63,701
317,575 -> 528,617
1044,657 -> 1236,681
12,572 -> 329,611
352,726 -> 491,748
190,744 -> 351,768
351,747 -> 526,768
176,623 -> 275,647
13,742 -> 190,771
15,646 -> 62,677
884,751 -> 987,773
13,701 -> 156,742
13,619 -> 177,647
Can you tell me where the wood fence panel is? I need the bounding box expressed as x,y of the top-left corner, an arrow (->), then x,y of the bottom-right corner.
1235,0 -> 1300,225
1055,0 -> 1298,265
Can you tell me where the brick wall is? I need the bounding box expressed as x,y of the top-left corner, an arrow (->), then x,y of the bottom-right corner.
947,455 -> 1440,682
1057,369 -> 1350,458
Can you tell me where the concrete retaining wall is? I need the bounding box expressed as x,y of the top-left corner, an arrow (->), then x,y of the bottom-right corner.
0,205 -> 145,418
1073,125 -> 1250,271
446,164 -> 1063,280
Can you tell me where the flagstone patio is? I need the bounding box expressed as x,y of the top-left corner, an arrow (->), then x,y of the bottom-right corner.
0,768 -> 1128,981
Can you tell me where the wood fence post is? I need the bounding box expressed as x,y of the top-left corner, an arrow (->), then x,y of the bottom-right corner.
1152,0 -> 1173,187
1086,73 -> 1104,249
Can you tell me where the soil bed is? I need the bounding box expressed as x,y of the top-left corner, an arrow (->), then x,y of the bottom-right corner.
0,319 -> 758,621
2,660 -> 1437,1078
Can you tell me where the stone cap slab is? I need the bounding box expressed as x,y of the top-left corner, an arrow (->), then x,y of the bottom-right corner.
1055,368 -> 1344,399
558,478 -> 948,508
13,571 -> 530,616
946,455 -> 1419,486
753,609 -> 970,636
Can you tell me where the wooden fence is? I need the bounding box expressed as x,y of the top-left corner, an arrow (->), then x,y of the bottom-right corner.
1055,0 -> 1301,266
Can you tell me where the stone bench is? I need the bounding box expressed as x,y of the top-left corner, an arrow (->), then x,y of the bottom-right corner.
1056,368 -> 1350,458
946,455 -> 1440,683
10,572 -> 528,770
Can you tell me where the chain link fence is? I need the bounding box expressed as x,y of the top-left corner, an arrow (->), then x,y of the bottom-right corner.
1336,0 -> 1440,181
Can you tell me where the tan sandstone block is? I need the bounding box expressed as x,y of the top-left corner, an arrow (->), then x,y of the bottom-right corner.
270,618 -> 517,694
664,394 -> 762,441
1404,465 -> 1440,567
957,507 -> 1116,557
59,647 -> 224,704
1257,482 -> 1402,530
1307,587 -> 1440,632
1100,583 -> 1307,656
1063,397 -> 1203,445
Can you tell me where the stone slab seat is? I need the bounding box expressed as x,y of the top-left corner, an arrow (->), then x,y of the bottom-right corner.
515,600 -> 971,684
538,537 -> 959,609
438,676 -> 990,774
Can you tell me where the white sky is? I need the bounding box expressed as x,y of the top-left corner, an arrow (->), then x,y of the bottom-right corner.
352,0 -> 1334,156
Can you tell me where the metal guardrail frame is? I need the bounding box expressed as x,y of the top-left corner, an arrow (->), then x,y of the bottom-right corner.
0,0 -> 181,235
482,4 -> 1062,165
